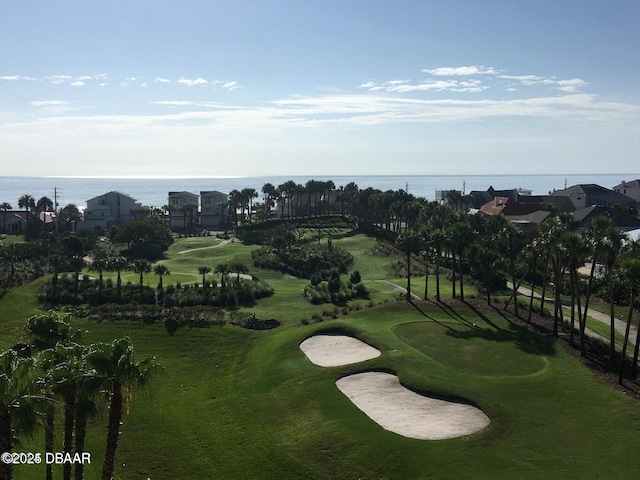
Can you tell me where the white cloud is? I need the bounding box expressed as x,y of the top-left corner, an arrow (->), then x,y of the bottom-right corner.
70,81 -> 85,87
178,77 -> 208,87
30,100 -> 69,107
77,75 -> 93,81
155,77 -> 171,83
222,81 -> 239,90
423,66 -> 496,76
47,75 -> 72,84
1,75 -> 36,81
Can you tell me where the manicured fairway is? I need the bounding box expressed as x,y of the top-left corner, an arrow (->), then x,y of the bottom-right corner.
3,233 -> 640,479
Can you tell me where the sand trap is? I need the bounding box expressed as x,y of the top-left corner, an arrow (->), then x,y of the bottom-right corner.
336,372 -> 490,440
300,334 -> 381,367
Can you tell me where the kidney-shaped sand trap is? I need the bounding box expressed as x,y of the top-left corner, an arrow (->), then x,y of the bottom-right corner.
300,334 -> 381,367
336,372 -> 490,440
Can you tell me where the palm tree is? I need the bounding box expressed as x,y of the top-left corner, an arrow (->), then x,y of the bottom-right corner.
559,232 -> 588,352
198,266 -> 211,286
581,218 -> 612,320
602,226 -> 628,362
132,259 -> 151,294
396,231 -> 421,301
229,262 -> 249,283
618,257 -> 640,384
0,349 -> 39,480
0,202 -> 11,233
90,257 -> 109,291
25,311 -> 78,480
153,264 -> 170,289
108,256 -> 131,297
87,337 -> 159,480
214,262 -> 231,288
261,183 -> 277,220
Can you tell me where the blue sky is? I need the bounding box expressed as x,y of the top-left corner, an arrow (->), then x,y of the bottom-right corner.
1,0 -> 639,177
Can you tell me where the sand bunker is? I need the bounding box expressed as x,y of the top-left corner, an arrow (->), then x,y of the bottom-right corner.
300,334 -> 381,367
336,372 -> 490,440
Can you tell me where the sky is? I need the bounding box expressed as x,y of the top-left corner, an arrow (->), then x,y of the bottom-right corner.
1,0 -> 639,177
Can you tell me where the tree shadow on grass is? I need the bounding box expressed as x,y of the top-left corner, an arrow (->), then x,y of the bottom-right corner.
408,301 -> 456,331
444,317 -> 557,357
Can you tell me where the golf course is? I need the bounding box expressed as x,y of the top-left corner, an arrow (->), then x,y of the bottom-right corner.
2,231 -> 640,480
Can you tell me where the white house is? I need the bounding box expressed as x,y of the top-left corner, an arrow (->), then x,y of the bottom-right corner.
168,191 -> 199,230
199,190 -> 228,228
613,179 -> 640,203
81,191 -> 141,232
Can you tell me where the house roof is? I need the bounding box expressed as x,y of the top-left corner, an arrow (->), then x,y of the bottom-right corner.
612,179 -> 640,189
86,190 -> 138,202
200,190 -> 227,197
503,210 -> 552,226
549,184 -> 635,206
572,206 -> 640,230
169,191 -> 199,198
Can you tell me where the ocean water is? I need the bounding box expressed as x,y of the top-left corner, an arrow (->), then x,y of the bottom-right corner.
1,174 -> 638,209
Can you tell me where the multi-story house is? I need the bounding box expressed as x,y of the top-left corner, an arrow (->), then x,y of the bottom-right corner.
81,191 -> 141,232
199,190 -> 228,228
612,179 -> 640,203
168,191 -> 199,230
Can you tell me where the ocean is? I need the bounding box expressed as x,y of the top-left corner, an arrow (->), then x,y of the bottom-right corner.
1,174 -> 638,209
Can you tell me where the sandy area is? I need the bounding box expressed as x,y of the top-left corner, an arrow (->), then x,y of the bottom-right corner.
336,372 -> 490,440
299,334 -> 381,367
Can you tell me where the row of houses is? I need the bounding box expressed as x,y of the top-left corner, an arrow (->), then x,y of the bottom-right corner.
81,190 -> 229,232
439,181 -> 640,232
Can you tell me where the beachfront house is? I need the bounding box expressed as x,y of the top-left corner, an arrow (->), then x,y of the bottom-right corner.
168,191 -> 199,230
612,179 -> 640,203
546,184 -> 636,211
199,190 -> 228,228
81,191 -> 141,232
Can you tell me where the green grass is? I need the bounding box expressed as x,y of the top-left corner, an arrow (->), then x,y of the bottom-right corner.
4,232 -> 640,479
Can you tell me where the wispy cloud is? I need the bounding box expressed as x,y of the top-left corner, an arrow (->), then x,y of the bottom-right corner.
359,78 -> 488,93
155,77 -> 171,83
423,66 -> 496,76
46,75 -> 72,84
1,75 -> 36,81
178,77 -> 208,87
30,100 -> 69,107
70,81 -> 85,87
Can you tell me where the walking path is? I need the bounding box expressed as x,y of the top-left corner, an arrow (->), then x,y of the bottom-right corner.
175,238 -> 236,255
513,283 -> 638,342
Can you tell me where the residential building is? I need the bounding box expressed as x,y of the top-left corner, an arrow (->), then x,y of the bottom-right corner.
546,184 -> 636,211
168,191 -> 199,230
612,179 -> 640,203
81,191 -> 141,232
199,190 -> 228,228
0,210 -> 39,234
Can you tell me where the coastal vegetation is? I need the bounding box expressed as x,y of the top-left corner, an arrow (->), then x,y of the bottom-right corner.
1,178 -> 640,479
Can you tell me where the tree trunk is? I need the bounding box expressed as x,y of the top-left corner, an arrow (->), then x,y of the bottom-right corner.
102,383 -> 123,480
451,250 -> 456,299
45,404 -> 55,480
608,266 -> 616,363
0,406 -> 12,480
74,415 -> 87,480
63,393 -> 76,480
528,257 -> 538,323
435,251 -> 441,302
423,259 -> 429,300
459,252 -> 464,302
619,293 -> 635,384
406,250 -> 412,302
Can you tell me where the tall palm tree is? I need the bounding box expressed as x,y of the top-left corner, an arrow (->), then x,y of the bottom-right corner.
107,256 -> 131,297
0,202 -> 11,233
153,264 -> 170,289
396,231 -> 421,301
132,259 -> 151,294
87,337 -> 159,480
602,226 -> 628,362
618,257 -> 640,384
214,262 -> 231,288
261,183 -> 277,220
198,266 -> 211,286
0,349 -> 39,480
25,311 -> 78,480
581,217 -> 614,330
